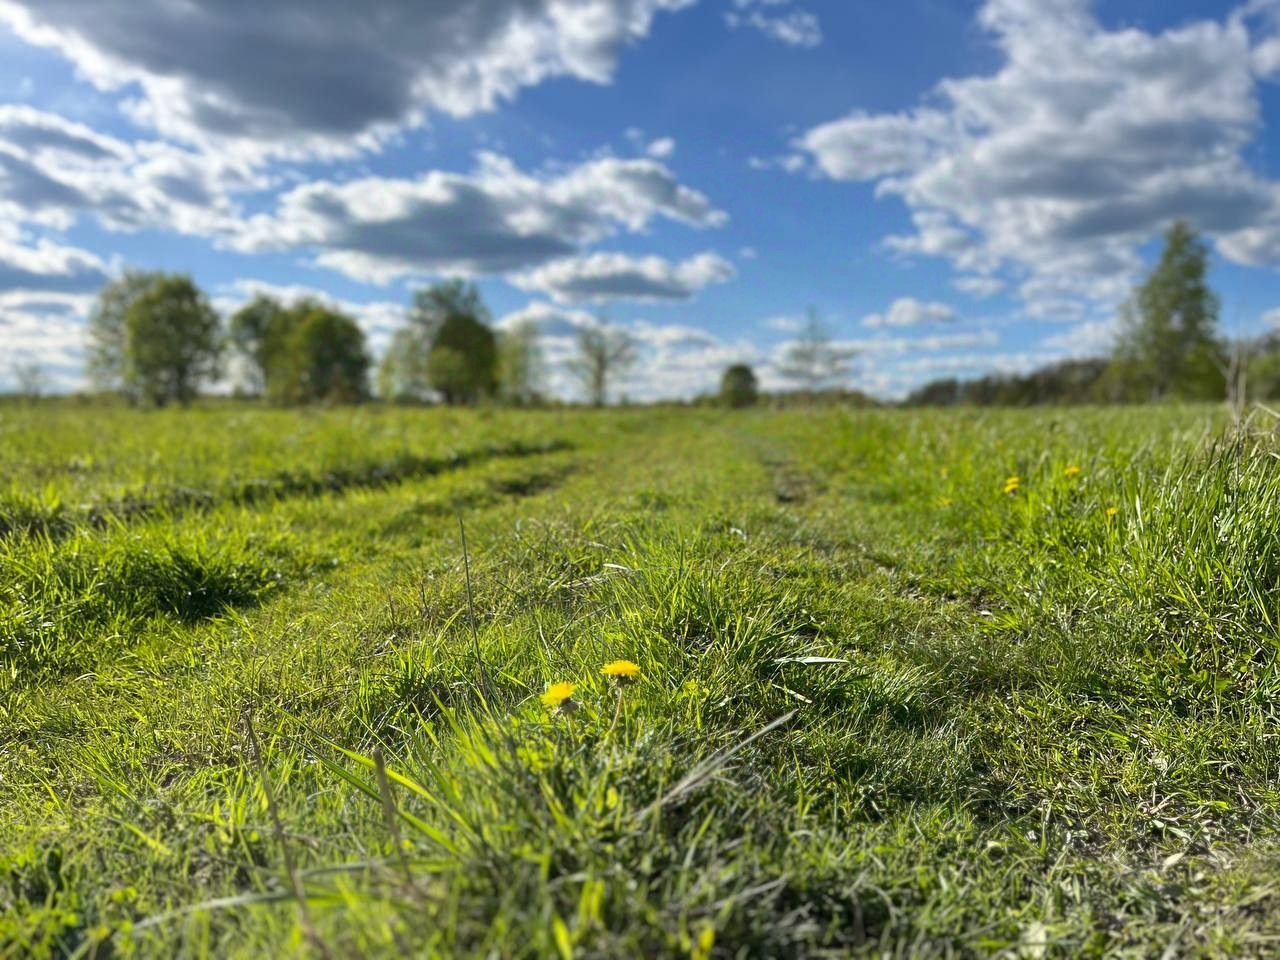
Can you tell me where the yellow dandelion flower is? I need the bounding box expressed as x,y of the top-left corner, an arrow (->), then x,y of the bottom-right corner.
602,659 -> 641,683
1105,506 -> 1119,519
1064,465 -> 1082,478
540,681 -> 576,711
1003,475 -> 1021,494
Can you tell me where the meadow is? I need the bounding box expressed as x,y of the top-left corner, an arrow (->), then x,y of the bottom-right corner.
2,401 -> 1279,958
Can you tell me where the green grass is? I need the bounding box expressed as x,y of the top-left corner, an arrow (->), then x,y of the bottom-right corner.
3,401 -> 1280,957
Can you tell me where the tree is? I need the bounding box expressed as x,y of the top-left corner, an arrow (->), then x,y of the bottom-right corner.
378,280 -> 495,403
10,360 -> 47,399
497,320 -> 543,405
228,294 -> 287,396
571,322 -> 637,407
377,327 -> 433,402
779,307 -> 849,395
272,302 -> 369,404
121,274 -> 222,406
428,312 -> 497,404
86,270 -> 162,394
1109,221 -> 1225,400
720,363 -> 759,408
285,304 -> 371,401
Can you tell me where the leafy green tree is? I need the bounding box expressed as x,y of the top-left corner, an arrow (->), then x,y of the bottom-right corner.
228,294 -> 287,396
571,322 -> 636,407
86,270 -> 163,394
1109,221 -> 1225,400
497,321 -> 543,406
377,327 -> 433,402
396,280 -> 491,399
720,363 -> 759,408
121,274 -> 222,407
427,307 -> 497,405
271,302 -> 369,404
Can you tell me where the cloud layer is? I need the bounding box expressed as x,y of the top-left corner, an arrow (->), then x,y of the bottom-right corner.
798,0 -> 1280,319
0,0 -> 694,157
238,153 -> 726,283
511,250 -> 734,301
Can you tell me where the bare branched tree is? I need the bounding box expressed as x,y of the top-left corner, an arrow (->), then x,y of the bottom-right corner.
571,321 -> 637,407
779,307 -> 852,395
10,360 -> 47,399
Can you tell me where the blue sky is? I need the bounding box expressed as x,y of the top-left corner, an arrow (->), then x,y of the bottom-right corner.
3,0 -> 1280,399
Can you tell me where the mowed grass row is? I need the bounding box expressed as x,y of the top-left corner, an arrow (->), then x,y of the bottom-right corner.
3,404 -> 1280,958
0,404 -> 573,536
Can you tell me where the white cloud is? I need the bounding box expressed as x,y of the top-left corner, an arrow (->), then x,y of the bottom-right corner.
797,0 -> 1280,319
0,105 -> 254,236
1039,318 -> 1117,356
0,228 -> 109,294
953,275 -> 1005,298
511,250 -> 734,302
238,152 -> 727,284
862,297 -> 957,328
646,137 -> 676,158
0,286 -> 97,389
0,0 -> 695,159
727,0 -> 822,48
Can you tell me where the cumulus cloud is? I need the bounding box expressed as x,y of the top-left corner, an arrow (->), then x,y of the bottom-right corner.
0,0 -> 693,158
238,152 -> 727,283
862,297 -> 957,328
726,0 -> 822,48
0,106 -> 253,235
954,275 -> 1005,298
0,225 -> 109,295
511,250 -> 734,301
797,0 -> 1280,318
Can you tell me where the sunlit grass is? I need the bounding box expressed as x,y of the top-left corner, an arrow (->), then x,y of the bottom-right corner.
3,402 -> 1279,957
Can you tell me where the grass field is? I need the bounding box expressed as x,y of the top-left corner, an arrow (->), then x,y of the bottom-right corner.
3,401 -> 1280,958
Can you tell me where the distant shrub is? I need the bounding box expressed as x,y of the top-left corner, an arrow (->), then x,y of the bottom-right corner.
720,364 -> 759,408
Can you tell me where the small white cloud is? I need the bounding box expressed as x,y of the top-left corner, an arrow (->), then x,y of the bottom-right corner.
646,137 -> 675,158
953,275 -> 1005,298
727,1 -> 822,48
511,250 -> 734,302
862,297 -> 957,329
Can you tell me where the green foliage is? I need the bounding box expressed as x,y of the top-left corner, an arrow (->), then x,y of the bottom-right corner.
497,321 -> 543,405
719,363 -> 759,407
5,402 -> 1280,957
227,294 -> 285,396
1247,346 -> 1280,400
85,271 -> 165,395
376,327 -> 432,402
121,274 -> 222,407
1109,221 -> 1226,400
284,303 -> 370,404
252,300 -> 370,405
378,281 -> 499,405
905,358 -> 1110,406
428,314 -> 497,405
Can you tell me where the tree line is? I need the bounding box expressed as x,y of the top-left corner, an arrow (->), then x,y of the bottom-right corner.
905,221 -> 1272,408
82,273 -> 653,408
